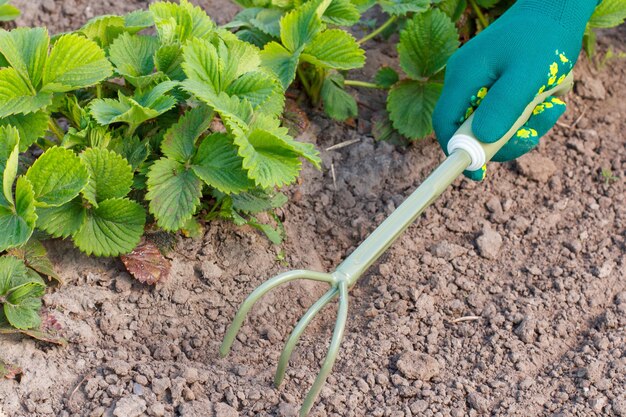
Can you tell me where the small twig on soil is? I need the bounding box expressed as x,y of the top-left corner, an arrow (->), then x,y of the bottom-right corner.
556,105 -> 588,129
325,138 -> 361,151
331,163 -> 337,191
448,315 -> 481,324
67,370 -> 95,404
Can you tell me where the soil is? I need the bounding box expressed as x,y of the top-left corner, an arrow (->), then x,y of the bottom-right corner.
1,2 -> 625,417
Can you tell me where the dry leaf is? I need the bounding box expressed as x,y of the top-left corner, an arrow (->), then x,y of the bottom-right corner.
121,240 -> 171,285
0,358 -> 22,380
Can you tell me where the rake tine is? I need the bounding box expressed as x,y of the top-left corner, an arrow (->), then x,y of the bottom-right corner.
275,287 -> 340,387
299,280 -> 349,417
220,270 -> 335,357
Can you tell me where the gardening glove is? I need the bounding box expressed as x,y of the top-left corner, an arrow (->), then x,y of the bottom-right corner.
432,0 -> 599,181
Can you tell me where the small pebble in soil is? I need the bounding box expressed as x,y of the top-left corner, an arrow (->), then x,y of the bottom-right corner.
396,351 -> 440,381
429,240 -> 467,260
476,228 -> 502,260
113,395 -> 146,417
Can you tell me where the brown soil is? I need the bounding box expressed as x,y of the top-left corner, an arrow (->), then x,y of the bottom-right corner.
1,2 -> 625,417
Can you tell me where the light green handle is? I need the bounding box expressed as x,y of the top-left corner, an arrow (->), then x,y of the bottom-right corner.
335,72 -> 574,286
453,71 -> 574,163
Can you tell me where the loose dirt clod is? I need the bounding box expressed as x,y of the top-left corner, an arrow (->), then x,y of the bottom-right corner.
396,352 -> 440,381
476,228 -> 503,259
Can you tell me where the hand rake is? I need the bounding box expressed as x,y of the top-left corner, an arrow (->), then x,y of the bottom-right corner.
220,73 -> 574,416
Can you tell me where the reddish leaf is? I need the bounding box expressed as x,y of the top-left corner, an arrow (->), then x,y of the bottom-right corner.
0,312 -> 67,346
121,240 -> 171,285
0,358 -> 22,380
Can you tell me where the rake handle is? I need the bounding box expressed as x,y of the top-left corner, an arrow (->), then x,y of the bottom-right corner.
336,72 -> 574,286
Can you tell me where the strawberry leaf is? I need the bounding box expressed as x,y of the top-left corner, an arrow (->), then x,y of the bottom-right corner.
121,240 -> 171,285
398,9 -> 459,79
234,128 -> 302,188
323,0 -> 361,26
42,34 -> 113,93
192,132 -> 253,194
109,33 -> 162,88
0,67 -> 53,118
0,177 -> 37,252
72,198 -> 146,257
379,0 -> 429,16
260,42 -> 301,90
387,80 -> 442,139
0,28 -> 49,88
8,239 -> 61,283
146,158 -> 203,232
161,105 -> 214,163
35,197 -> 86,239
80,148 -> 134,206
280,0 -> 330,52
25,147 -> 89,208
321,72 -> 358,121
302,29 -> 365,70
0,111 -> 50,152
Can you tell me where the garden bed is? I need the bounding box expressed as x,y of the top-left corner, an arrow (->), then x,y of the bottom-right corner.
0,1 -> 625,416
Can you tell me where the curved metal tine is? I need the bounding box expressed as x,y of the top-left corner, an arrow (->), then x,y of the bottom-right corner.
275,287 -> 340,388
220,269 -> 334,357
299,281 -> 349,417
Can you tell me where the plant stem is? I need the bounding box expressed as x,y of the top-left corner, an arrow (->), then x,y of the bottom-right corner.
96,84 -> 103,99
47,118 -> 65,142
358,15 -> 398,45
344,80 -> 382,89
297,66 -> 314,99
469,0 -> 489,29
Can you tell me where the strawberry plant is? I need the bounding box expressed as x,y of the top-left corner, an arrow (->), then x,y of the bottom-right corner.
584,0 -> 626,57
0,0 -> 320,262
0,255 -> 46,330
259,0 -> 366,119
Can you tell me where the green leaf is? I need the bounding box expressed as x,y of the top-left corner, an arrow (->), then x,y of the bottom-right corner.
109,135 -> 149,171
321,72 -> 358,121
8,239 -> 61,283
109,33 -> 161,88
302,29 -> 365,70
161,105 -> 214,163
234,129 -> 302,188
125,10 -> 155,30
398,9 -> 459,79
589,0 -> 626,28
80,148 -> 134,206
4,297 -> 42,330
474,0 -> 499,8
378,0 -> 430,15
260,42 -> 301,90
250,114 -> 321,168
146,158 -> 203,231
192,132 -> 253,193
42,34 -> 113,93
387,80 -> 442,139
226,71 -> 284,114
0,177 -> 37,252
89,84 -> 178,129
0,28 -> 49,88
35,197 -> 86,238
78,15 -> 126,48
1,125 -> 19,206
25,147 -> 89,208
0,111 -> 49,152
156,44 -> 186,81
237,28 -> 275,48
0,255 -> 27,295
437,0 -> 467,22
250,8 -> 283,37
280,0 -> 330,52
231,189 -> 288,213
150,0 -> 214,43
0,67 -> 53,118
375,67 -> 400,88
0,3 -> 19,21
72,198 -> 145,257
324,0 -> 361,25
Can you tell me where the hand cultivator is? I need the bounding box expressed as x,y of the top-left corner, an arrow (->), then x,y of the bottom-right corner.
221,73 -> 574,416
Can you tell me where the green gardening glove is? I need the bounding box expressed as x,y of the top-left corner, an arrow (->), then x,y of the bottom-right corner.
432,0 -> 598,181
